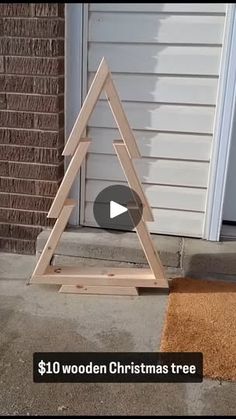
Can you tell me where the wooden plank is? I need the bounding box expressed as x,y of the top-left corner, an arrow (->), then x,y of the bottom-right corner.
90,101 -> 215,134
45,266 -> 154,278
88,128 -> 212,161
88,74 -> 218,105
34,267 -> 168,288
84,204 -> 205,237
90,4 -> 226,13
104,76 -> 140,158
48,139 -> 91,218
86,154 -> 209,188
113,140 -> 153,221
30,200 -> 75,279
134,218 -> 167,285
59,285 -> 139,296
86,180 -> 207,212
88,44 -> 222,76
63,57 -> 109,156
89,13 -> 225,44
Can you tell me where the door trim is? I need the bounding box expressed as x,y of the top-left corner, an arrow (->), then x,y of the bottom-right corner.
65,3 -> 85,225
204,3 -> 236,241
79,3 -> 89,226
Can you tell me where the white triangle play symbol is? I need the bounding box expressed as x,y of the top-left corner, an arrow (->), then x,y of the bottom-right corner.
110,200 -> 128,219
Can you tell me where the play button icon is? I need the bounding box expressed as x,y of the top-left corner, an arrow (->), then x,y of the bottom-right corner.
93,184 -> 143,233
110,201 -> 127,219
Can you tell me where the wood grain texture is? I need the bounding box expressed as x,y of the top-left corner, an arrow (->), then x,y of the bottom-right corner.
113,140 -> 153,221
31,200 -> 75,279
63,58 -> 109,156
48,139 -> 90,218
59,285 -> 139,296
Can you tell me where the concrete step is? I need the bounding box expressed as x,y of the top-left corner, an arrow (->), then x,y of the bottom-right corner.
36,227 -> 236,281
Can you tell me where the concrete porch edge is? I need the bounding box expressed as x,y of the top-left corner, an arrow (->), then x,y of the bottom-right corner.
36,227 -> 236,281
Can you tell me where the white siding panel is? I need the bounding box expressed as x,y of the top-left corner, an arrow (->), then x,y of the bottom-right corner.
84,203 -> 204,238
88,128 -> 212,161
150,209 -> 204,237
86,180 -> 206,212
89,74 -> 218,105
90,4 -> 226,14
88,44 -> 222,75
89,101 -> 215,134
86,154 -> 209,188
83,3 -> 226,237
89,13 -> 225,44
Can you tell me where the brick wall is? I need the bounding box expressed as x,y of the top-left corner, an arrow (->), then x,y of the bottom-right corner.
0,3 -> 65,254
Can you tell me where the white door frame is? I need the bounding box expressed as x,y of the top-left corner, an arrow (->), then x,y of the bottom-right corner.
204,3 -> 236,241
65,3 -> 87,225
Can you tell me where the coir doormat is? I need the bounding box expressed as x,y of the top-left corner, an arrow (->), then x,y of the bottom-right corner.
160,278 -> 236,381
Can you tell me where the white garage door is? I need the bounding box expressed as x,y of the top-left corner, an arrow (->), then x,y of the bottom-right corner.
81,3 -> 226,237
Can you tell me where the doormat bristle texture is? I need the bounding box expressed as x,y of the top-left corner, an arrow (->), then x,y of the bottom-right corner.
160,278 -> 236,381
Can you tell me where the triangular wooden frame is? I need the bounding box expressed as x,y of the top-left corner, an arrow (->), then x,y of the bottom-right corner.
30,58 -> 169,295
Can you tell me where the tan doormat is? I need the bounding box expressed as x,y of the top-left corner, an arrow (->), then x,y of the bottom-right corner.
160,277 -> 236,381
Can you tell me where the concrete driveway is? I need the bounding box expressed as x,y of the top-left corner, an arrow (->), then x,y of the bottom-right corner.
0,253 -> 235,416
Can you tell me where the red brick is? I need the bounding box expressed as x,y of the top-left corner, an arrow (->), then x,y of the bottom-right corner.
0,129 -> 64,147
0,176 -> 60,197
3,18 -> 64,38
7,94 -> 59,113
1,177 -> 36,195
0,192 -> 10,207
0,129 -> 38,145
0,207 -> 54,227
0,75 -> 34,93
9,161 -> 64,181
0,129 -> 10,143
35,4 -> 61,18
34,146 -> 63,164
0,223 -> 41,240
35,179 -> 60,196
0,110 -> 34,128
0,161 -> 9,176
33,38 -> 64,57
0,237 -> 36,255
0,145 -> 35,162
10,194 -> 53,211
0,4 -> 31,17
0,57 -> 4,73
38,130 -> 64,148
0,177 -> 9,192
34,113 -> 61,130
5,56 -> 64,76
0,5 -> 65,253
0,93 -> 6,109
0,144 -> 63,164
0,37 -> 33,55
33,76 -> 64,95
